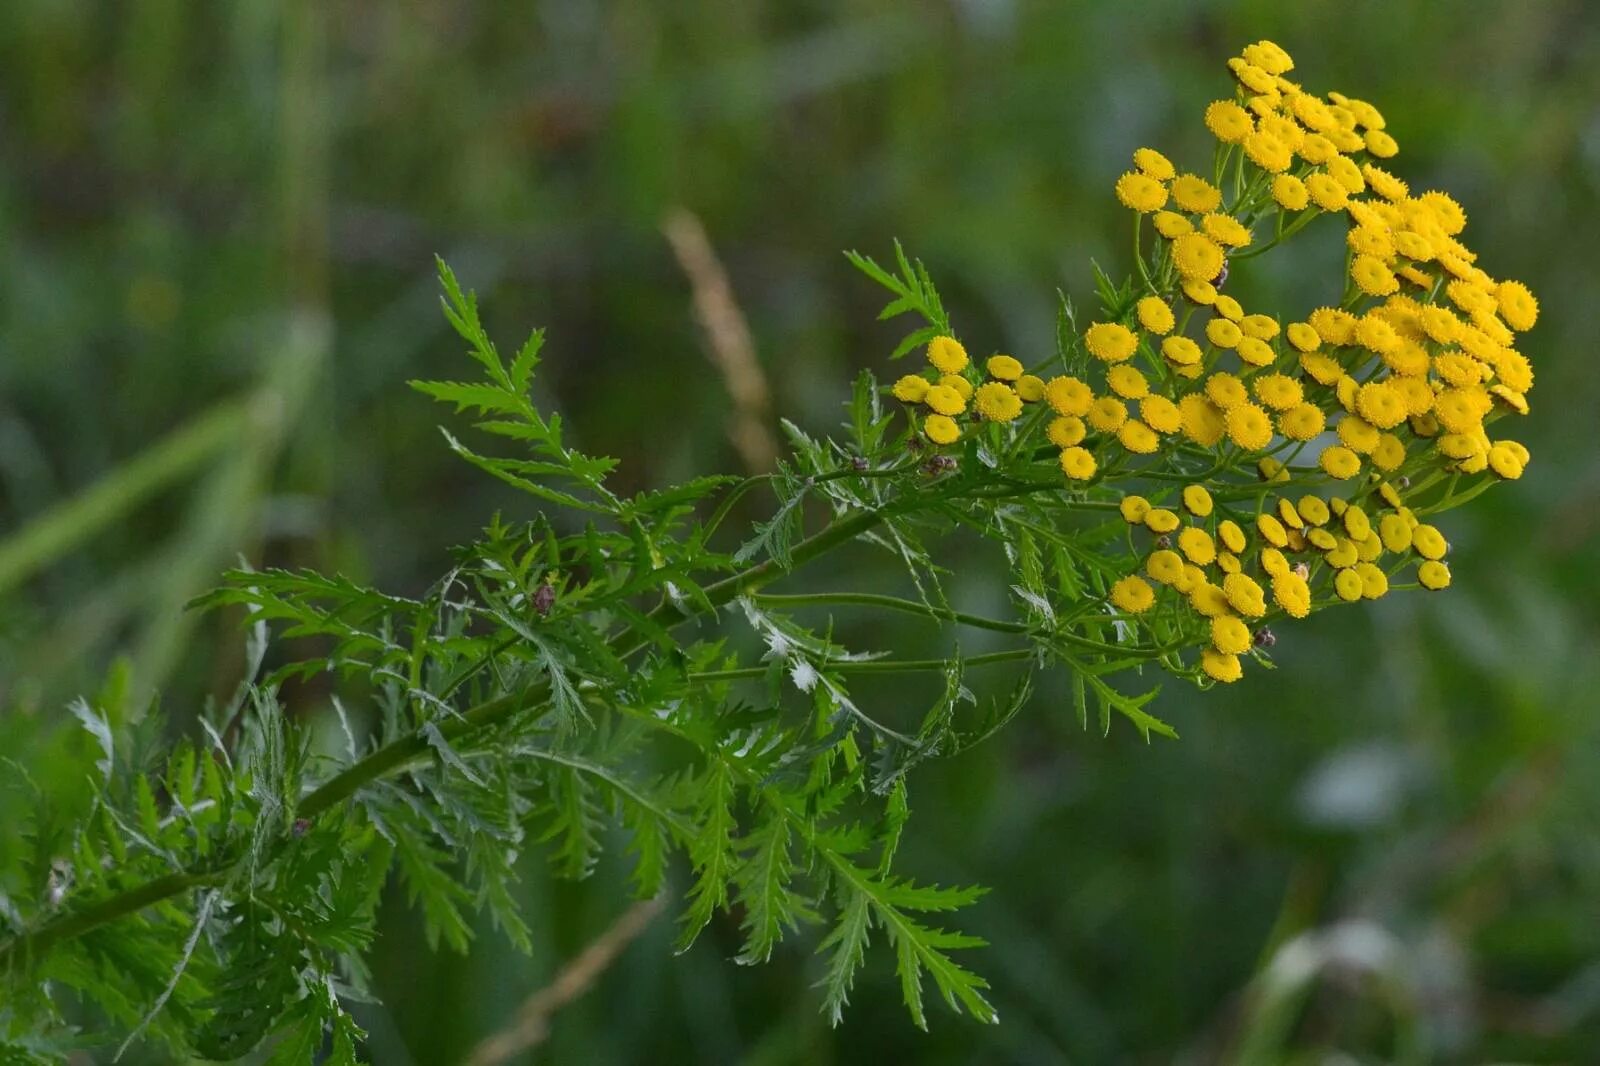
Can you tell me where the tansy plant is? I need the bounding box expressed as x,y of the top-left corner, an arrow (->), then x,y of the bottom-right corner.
0,39 -> 1536,1060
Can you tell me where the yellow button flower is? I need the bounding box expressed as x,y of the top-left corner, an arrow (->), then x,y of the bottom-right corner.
892,374 -> 930,402
985,354 -> 1024,381
1211,616 -> 1253,655
923,414 -> 960,445
1058,446 -> 1097,481
1110,575 -> 1156,614
927,335 -> 968,373
1084,322 -> 1139,363
923,383 -> 967,417
1044,375 -> 1094,417
973,382 -> 1023,422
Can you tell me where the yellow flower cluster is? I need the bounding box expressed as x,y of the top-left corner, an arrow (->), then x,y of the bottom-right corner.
891,340 -> 1048,447
885,39 -> 1537,687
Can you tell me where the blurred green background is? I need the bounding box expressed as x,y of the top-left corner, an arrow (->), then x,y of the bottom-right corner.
3,1 -> 1598,1062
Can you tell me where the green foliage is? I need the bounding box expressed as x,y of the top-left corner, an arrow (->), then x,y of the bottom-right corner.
10,252 -> 1178,1060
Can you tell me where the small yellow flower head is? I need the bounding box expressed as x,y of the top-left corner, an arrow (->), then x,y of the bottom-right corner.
1297,496 -> 1331,526
1200,647 -> 1244,683
892,374 -> 930,403
1118,420 -> 1161,454
1140,394 -> 1183,434
1058,446 -> 1097,481
1045,375 -> 1094,417
1107,365 -> 1149,400
1213,294 -> 1244,321
1378,513 -> 1413,553
1178,526 -> 1216,565
1110,575 -> 1157,614
1240,314 -> 1279,341
1243,40 -> 1295,76
1171,174 -> 1224,214
1351,255 -> 1400,297
1181,278 -> 1218,305
1134,147 -> 1176,181
1297,133 -> 1338,166
1205,100 -> 1255,143
1120,495 -> 1152,523
1179,394 -> 1226,447
1417,560 -> 1452,590
1365,128 -> 1399,158
973,382 -> 1023,422
1417,190 -> 1467,234
1356,382 -> 1408,430
1258,456 -> 1290,483
1256,512 -> 1289,548
1147,549 -> 1187,585
1047,415 -> 1087,448
1224,403 -> 1274,451
1282,322 -> 1319,353
1305,172 -> 1350,213
1496,280 -> 1539,332
1277,498 -> 1304,530
923,383 -> 967,417
1308,306 -> 1358,345
1182,484 -> 1214,518
1272,174 -> 1310,212
1145,508 -> 1181,535
1205,317 -> 1243,349
1203,213 -> 1253,248
1136,296 -> 1175,335
1115,171 -> 1169,214
926,335 -> 968,374
1253,374 -> 1303,411
1172,232 -> 1225,282
1189,581 -> 1232,618
1229,57 -> 1278,95
1362,163 -> 1409,202
1333,568 -> 1364,602
939,373 -> 974,400
1319,445 -> 1363,480
1087,396 -> 1129,433
1348,225 -> 1396,260
1153,210 -> 1194,238
1222,572 -> 1268,618
1215,520 -> 1245,555
1487,442 -> 1526,479
1327,155 -> 1366,194
1372,431 -> 1411,472
1354,314 -> 1400,354
1356,562 -> 1389,599
923,414 -> 960,445
1394,231 -> 1435,261
1271,571 -> 1312,618
1161,335 -> 1203,367
1084,322 -> 1139,363
985,354 -> 1024,381
1015,374 -> 1046,402
1204,372 -> 1249,409
1243,131 -> 1293,173
1211,615 -> 1253,655
1236,337 -> 1275,367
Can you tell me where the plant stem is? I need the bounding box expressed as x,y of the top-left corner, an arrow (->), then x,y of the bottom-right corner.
690,648 -> 1036,682
753,591 -> 1029,634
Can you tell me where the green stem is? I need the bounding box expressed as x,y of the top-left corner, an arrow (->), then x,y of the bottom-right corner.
690,648 -> 1036,682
